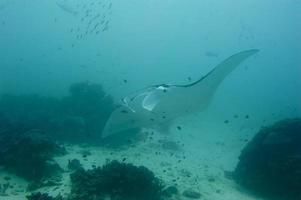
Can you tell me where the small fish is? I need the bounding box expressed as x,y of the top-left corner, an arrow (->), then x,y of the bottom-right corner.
205,51 -> 219,58
108,2 -> 112,9
102,25 -> 109,31
94,23 -> 100,29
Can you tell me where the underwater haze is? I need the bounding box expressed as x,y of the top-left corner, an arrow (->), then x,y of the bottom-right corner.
0,0 -> 301,199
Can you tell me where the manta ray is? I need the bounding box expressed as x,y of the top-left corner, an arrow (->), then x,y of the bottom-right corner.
102,49 -> 259,138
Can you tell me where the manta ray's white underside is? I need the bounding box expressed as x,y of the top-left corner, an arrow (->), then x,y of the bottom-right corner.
102,49 -> 259,138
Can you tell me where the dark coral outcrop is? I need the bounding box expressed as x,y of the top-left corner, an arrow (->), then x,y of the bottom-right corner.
234,118 -> 301,200
26,192 -> 63,200
59,81 -> 116,140
0,129 -> 65,181
69,160 -> 164,200
0,82 -> 116,143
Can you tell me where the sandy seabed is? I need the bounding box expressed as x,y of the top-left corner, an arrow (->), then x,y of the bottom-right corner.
0,114 -> 266,200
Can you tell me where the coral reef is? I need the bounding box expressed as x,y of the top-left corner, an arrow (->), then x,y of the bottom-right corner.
25,161 -> 175,200
182,189 -> 202,199
0,82 -> 116,143
59,82 -> 116,140
0,182 -> 9,196
0,94 -> 60,131
0,129 -> 65,181
26,192 -> 63,200
234,118 -> 301,200
68,159 -> 83,171
69,160 -> 165,200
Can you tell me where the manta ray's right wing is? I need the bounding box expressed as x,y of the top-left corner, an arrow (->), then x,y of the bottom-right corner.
173,49 -> 259,112
186,49 -> 259,90
200,49 -> 259,89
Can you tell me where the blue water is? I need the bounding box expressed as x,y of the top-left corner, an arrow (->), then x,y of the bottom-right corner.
0,0 -> 300,119
0,1 -> 300,198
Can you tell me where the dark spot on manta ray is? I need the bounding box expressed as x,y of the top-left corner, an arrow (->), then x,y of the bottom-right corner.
245,115 -> 249,119
187,77 -> 192,81
123,79 -> 128,83
224,120 -> 229,124
162,116 -> 166,119
163,89 -> 167,93
234,114 -> 239,118
150,118 -> 155,121
177,126 -> 182,130
121,110 -> 129,114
